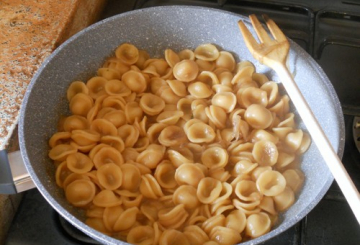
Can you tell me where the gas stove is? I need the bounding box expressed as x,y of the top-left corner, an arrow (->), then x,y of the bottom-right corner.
5,0 -> 360,244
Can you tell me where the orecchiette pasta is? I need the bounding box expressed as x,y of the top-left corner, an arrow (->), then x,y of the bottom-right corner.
65,179 -> 96,207
158,204 -> 189,229
120,163 -> 141,191
49,42 -> 311,245
256,170 -> 286,196
127,225 -> 154,245
63,115 -> 89,132
194,43 -> 220,61
244,104 -> 273,129
183,225 -> 209,245
69,93 -> 94,117
210,226 -> 242,245
70,129 -> 100,146
215,51 -> 236,71
225,209 -> 247,233
159,229 -> 190,245
122,70 -> 147,93
155,161 -> 177,190
212,92 -> 237,113
245,212 -> 271,238
158,125 -> 187,147
66,152 -> 94,174
173,185 -> 200,210
188,81 -> 213,99
115,43 -> 139,65
175,163 -> 205,187
140,93 -> 165,116
96,163 -> 123,190
86,76 -> 107,99
196,59 -> 215,72
201,146 -> 229,169
184,119 -> 216,143
173,59 -> 199,82
49,132 -> 72,148
197,177 -> 222,204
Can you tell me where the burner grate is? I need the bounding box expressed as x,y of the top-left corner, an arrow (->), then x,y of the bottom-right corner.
57,214 -> 100,245
353,117 -> 360,153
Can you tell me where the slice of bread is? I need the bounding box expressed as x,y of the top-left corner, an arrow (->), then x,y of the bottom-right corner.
0,0 -> 107,151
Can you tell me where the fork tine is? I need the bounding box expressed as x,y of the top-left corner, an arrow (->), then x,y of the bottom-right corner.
249,14 -> 272,43
238,20 -> 260,52
263,14 -> 287,42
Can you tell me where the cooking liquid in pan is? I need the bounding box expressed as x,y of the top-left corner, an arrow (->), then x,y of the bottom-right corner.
5,0 -> 360,244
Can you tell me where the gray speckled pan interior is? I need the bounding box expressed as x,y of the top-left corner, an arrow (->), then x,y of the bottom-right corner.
19,6 -> 344,245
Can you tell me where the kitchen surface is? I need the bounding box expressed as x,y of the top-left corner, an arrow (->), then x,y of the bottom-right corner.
2,0 -> 360,244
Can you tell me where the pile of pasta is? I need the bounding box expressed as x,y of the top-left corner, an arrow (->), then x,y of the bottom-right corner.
48,43 -> 310,245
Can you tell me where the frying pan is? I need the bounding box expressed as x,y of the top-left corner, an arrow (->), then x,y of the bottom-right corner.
14,6 -> 344,245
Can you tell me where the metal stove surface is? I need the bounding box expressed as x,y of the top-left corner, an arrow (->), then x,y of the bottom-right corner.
5,0 -> 360,244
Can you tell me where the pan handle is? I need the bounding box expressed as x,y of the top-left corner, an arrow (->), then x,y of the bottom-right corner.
0,150 -> 35,194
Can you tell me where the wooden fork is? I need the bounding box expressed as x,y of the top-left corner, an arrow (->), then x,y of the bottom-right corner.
238,14 -> 360,225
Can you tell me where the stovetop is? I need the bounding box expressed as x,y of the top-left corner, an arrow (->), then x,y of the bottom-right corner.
5,0 -> 360,244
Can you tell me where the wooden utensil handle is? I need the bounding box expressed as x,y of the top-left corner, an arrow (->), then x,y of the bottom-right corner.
274,63 -> 360,225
